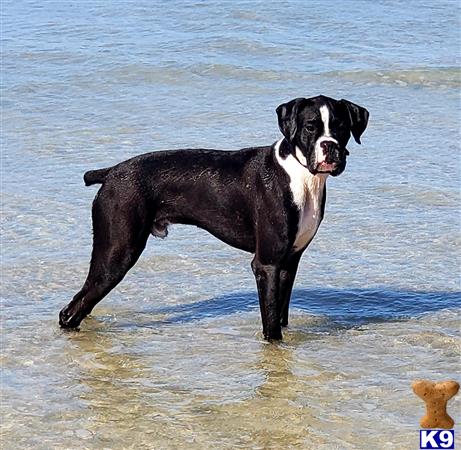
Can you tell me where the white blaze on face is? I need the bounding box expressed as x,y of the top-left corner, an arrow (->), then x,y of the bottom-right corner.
320,105 -> 332,137
315,105 -> 338,165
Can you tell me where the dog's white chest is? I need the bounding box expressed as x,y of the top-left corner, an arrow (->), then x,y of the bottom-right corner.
292,175 -> 325,250
275,140 -> 327,251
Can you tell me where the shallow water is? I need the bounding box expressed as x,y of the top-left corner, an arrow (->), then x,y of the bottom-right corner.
2,1 -> 461,449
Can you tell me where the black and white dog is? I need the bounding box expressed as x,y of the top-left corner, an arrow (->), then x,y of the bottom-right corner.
59,95 -> 369,341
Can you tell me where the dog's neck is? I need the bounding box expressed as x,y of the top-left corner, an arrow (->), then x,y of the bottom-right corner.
278,138 -> 296,159
277,138 -> 310,169
274,138 -> 328,206
275,138 -> 328,181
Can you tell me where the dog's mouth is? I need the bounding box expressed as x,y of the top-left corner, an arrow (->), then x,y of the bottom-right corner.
316,161 -> 338,173
314,148 -> 349,174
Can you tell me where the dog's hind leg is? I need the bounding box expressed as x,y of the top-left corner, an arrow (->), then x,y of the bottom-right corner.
59,187 -> 151,329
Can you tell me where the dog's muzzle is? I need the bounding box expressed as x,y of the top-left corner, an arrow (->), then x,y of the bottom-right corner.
316,141 -> 348,173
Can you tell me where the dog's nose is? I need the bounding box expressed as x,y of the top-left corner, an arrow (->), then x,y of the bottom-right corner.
320,140 -> 338,153
320,140 -> 340,163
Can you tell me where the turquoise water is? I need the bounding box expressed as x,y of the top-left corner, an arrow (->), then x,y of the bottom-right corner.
2,1 -> 460,449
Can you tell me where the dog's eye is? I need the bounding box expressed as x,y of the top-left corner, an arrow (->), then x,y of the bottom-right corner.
304,124 -> 316,133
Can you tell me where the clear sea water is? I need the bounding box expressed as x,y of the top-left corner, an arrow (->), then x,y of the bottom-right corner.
2,1 -> 460,449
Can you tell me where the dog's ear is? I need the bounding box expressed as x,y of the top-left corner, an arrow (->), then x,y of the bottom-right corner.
340,99 -> 369,144
276,98 -> 306,142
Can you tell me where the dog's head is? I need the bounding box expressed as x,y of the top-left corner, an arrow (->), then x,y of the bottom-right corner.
276,95 -> 369,176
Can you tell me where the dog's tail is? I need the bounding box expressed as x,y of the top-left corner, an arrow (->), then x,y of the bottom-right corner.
83,167 -> 112,186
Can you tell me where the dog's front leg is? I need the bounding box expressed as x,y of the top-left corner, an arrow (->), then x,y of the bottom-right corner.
251,258 -> 282,341
278,252 -> 302,327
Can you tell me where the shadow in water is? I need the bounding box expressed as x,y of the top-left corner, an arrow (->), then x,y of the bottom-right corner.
143,287 -> 460,327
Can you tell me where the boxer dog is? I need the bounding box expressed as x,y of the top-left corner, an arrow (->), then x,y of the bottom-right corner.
59,95 -> 369,341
